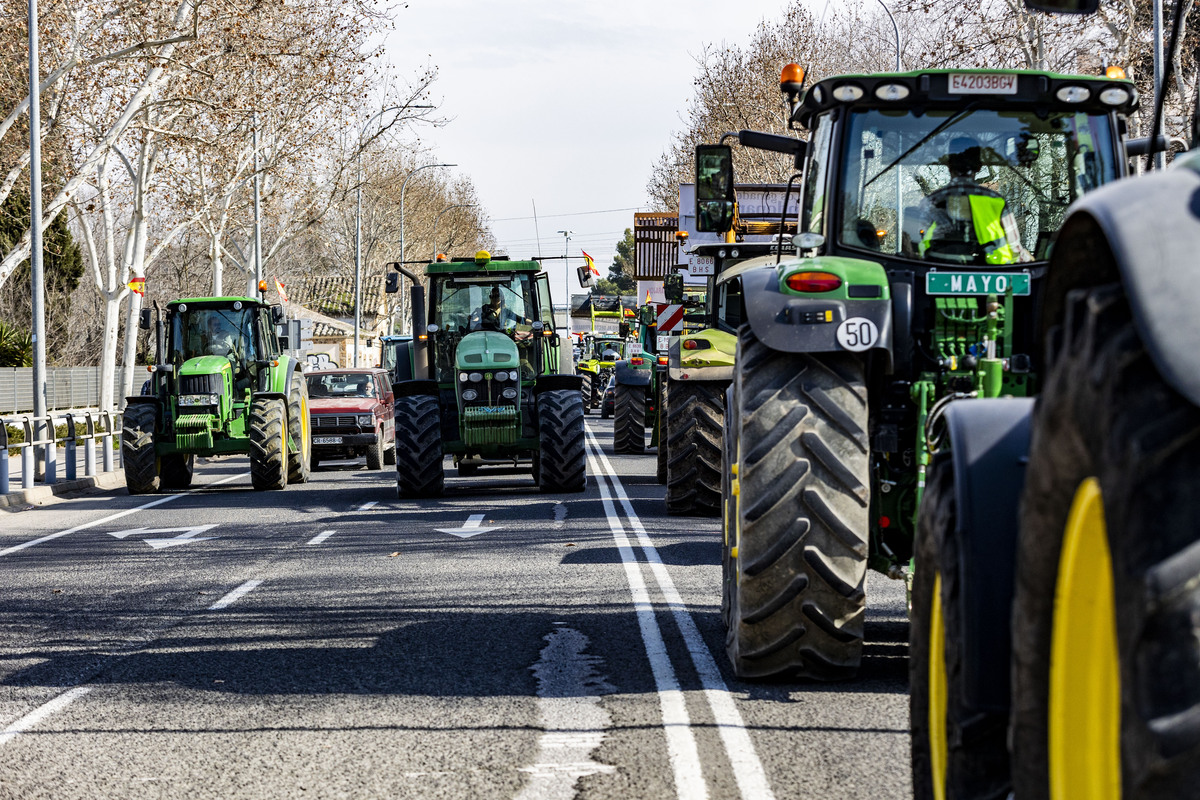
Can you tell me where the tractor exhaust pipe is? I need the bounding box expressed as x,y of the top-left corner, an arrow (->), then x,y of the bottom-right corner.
386,263 -> 430,380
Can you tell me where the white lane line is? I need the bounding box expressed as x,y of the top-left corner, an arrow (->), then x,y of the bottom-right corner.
584,437 -> 708,800
0,471 -> 250,558
306,530 -> 336,546
586,427 -> 777,800
516,627 -> 615,799
358,501 -> 378,511
208,579 -> 262,611
0,687 -> 91,748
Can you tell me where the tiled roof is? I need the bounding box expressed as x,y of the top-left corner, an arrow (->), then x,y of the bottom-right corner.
301,275 -> 384,318
311,320 -> 352,339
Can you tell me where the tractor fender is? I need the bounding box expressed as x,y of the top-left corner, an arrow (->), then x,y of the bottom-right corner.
392,379 -> 439,399
1046,161 -> 1200,407
124,395 -> 161,408
251,391 -> 289,404
741,262 -> 893,369
613,360 -> 651,387
535,374 -> 583,393
942,397 -> 1034,714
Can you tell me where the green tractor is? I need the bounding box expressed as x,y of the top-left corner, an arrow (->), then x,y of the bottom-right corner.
122,296 -> 312,493
709,64 -> 1139,680
610,305 -> 660,455
575,295 -> 628,412
384,251 -> 585,496
907,0 -> 1200,796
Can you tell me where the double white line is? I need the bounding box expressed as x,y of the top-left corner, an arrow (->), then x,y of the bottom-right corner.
583,426 -> 774,800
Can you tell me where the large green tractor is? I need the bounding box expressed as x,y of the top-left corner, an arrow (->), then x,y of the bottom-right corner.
907,0 -> 1200,796
611,305 -> 660,455
577,330 -> 627,413
709,64 -> 1139,681
384,251 -> 585,496
122,296 -> 312,493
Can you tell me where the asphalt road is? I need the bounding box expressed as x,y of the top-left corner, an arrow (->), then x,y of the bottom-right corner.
0,417 -> 910,799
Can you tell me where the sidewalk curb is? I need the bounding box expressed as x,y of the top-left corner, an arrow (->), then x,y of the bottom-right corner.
0,470 -> 126,509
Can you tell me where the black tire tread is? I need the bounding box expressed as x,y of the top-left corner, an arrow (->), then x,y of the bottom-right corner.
121,404 -> 160,494
160,453 -> 194,490
537,389 -> 586,493
665,379 -> 725,516
394,394 -> 444,498
250,397 -> 288,490
613,383 -> 646,454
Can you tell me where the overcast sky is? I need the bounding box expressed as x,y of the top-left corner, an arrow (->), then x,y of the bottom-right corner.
385,0 -> 810,300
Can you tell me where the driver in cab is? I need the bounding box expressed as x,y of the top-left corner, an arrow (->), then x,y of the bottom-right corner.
919,135 -> 1030,265
470,287 -> 529,332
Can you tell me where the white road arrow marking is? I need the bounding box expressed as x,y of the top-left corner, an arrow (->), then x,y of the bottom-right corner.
435,514 -> 502,539
108,525 -> 218,549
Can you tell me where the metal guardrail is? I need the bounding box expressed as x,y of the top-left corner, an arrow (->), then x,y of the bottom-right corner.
0,368 -> 126,414
1,409 -> 122,495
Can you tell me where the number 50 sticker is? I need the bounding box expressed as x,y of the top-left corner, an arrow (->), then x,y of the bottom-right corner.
836,317 -> 879,352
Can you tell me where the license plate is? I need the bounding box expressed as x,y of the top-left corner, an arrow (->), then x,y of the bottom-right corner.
948,73 -> 1017,95
689,255 -> 715,276
926,271 -> 1031,296
312,436 -> 343,445
657,335 -> 670,351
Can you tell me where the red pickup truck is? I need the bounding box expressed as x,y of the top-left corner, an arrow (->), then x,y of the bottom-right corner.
305,368 -> 395,471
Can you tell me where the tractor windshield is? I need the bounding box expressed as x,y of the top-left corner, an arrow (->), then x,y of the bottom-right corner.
170,306 -> 259,364
592,339 -> 625,359
429,273 -> 538,383
829,108 -> 1117,265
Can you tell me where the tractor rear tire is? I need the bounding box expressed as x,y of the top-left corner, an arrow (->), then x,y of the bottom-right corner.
910,453 -> 1010,800
160,454 -> 195,490
613,383 -> 645,454
250,397 -> 288,490
656,380 -> 668,485
665,380 -> 724,516
384,434 -> 396,465
287,372 -> 311,484
122,403 -> 160,494
537,389 -> 585,493
579,372 -> 593,414
1011,283 -> 1200,799
365,428 -> 384,471
394,394 -> 444,498
725,327 -> 869,679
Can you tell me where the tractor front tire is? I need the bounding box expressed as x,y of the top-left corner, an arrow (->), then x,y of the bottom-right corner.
394,395 -> 444,498
160,453 -> 195,490
580,372 -> 593,414
665,380 -> 724,516
122,403 -> 160,494
656,379 -> 668,484
613,383 -> 646,454
287,372 -> 311,484
1010,283 -> 1200,799
910,453 -> 1010,800
250,396 -> 289,490
725,327 -> 870,679
537,389 -> 585,493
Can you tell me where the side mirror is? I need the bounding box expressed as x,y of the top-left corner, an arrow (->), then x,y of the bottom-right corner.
738,129 -> 808,170
385,272 -> 400,293
271,305 -> 284,324
695,144 -> 736,233
1023,0 -> 1098,12
139,309 -> 152,330
664,273 -> 684,304
576,266 -> 594,288
618,322 -> 631,338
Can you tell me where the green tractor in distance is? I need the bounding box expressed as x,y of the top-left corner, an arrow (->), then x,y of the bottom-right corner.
709,64 -> 1139,681
384,251 -> 585,496
575,295 -> 627,412
611,304 -> 660,455
122,296 -> 312,493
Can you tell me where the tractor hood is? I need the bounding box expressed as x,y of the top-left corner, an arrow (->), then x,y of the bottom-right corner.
455,331 -> 519,373
180,355 -> 233,377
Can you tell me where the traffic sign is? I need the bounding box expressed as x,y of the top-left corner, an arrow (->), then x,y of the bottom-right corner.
656,304 -> 685,333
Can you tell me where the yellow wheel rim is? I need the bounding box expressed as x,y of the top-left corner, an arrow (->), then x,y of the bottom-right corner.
1049,477 -> 1120,800
300,393 -> 311,462
928,571 -> 948,800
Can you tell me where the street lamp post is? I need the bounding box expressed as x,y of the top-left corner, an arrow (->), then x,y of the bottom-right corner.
431,203 -> 477,259
556,230 -> 573,329
397,163 -> 454,334
875,0 -> 901,72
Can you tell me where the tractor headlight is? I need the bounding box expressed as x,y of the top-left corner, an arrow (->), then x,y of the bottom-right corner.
468,372 -> 483,383
509,371 -> 519,381
459,372 -> 469,382
462,389 -> 479,401
501,388 -> 517,400
495,371 -> 508,382
179,394 -> 218,406
357,415 -> 373,426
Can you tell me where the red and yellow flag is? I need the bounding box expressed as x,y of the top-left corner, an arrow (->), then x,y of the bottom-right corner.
275,278 -> 289,303
582,250 -> 600,276
127,276 -> 145,296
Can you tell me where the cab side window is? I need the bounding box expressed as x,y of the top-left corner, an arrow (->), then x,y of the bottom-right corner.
717,279 -> 744,332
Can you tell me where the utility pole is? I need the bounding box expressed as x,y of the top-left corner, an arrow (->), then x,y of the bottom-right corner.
28,0 -> 50,480
556,230 -> 573,330
875,0 -> 901,72
251,111 -> 263,296
1153,0 -> 1166,169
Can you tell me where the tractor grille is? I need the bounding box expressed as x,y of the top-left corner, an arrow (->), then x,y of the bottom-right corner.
179,373 -> 221,395
312,414 -> 363,433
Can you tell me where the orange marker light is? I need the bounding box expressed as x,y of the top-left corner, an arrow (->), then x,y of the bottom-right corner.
1106,65 -> 1127,80
785,271 -> 842,293
780,63 -> 805,86
258,280 -> 268,292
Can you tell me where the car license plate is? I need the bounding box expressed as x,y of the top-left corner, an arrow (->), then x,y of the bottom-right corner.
689,255 -> 715,276
657,335 -> 670,351
948,73 -> 1017,94
312,436 -> 342,445
926,271 -> 1031,296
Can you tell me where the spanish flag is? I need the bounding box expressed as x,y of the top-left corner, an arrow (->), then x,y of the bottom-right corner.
127,276 -> 145,296
582,250 -> 600,276
275,278 -> 289,303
